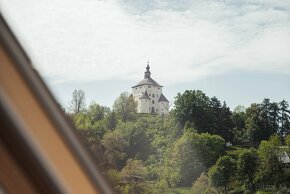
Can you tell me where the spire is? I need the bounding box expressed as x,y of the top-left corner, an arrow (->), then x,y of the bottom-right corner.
144,61 -> 151,78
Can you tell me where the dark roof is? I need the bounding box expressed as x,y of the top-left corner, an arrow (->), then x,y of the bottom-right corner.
133,77 -> 162,88
132,64 -> 163,88
139,91 -> 151,100
158,93 -> 169,102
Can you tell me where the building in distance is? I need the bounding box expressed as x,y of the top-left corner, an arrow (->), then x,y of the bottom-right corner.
132,63 -> 169,115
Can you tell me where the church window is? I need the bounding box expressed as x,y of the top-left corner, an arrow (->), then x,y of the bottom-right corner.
148,86 -> 151,88
149,94 -> 151,96
152,100 -> 154,104
153,94 -> 155,98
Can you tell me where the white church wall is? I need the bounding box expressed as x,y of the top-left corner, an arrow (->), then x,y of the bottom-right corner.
131,64 -> 169,115
139,99 -> 150,113
158,101 -> 169,114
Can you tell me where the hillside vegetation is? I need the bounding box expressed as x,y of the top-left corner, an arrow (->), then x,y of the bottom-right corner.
66,90 -> 290,193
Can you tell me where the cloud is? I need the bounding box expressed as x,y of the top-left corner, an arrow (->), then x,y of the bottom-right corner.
1,0 -> 290,85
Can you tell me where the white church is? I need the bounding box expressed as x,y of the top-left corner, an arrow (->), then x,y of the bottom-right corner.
132,63 -> 169,115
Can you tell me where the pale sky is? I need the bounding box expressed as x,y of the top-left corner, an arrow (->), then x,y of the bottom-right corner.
1,0 -> 290,110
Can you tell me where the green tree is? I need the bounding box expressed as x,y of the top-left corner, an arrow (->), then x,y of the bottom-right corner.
68,89 -> 86,113
232,105 -> 247,144
244,102 -> 276,144
121,159 -> 147,194
122,122 -> 152,161
87,101 -> 110,124
73,112 -> 91,130
101,130 -> 128,170
279,100 -> 290,137
174,90 -> 234,142
269,102 -> 280,136
173,90 -> 213,132
171,132 -> 225,186
286,134 -> 290,148
106,110 -> 117,130
208,156 -> 236,194
237,148 -> 258,191
113,92 -> 137,122
217,101 -> 234,142
255,135 -> 284,185
191,172 -> 217,194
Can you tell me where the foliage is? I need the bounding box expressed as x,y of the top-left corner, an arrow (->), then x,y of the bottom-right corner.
101,130 -> 128,170
237,148 -> 258,191
67,89 -> 290,194
118,121 -> 153,161
120,159 -> 147,194
73,112 -> 91,130
208,156 -> 236,193
113,92 -> 137,122
171,132 -> 225,186
232,106 -> 246,144
173,90 -> 234,141
121,159 -> 146,177
226,146 -> 248,160
191,172 -> 217,194
244,99 -> 290,144
279,100 -> 290,137
286,134 -> 290,148
87,101 -> 110,124
255,135 -> 284,185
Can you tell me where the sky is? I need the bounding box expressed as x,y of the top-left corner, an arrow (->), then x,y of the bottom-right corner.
1,0 -> 290,110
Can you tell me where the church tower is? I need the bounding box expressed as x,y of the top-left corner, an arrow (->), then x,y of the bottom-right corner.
132,62 -> 169,114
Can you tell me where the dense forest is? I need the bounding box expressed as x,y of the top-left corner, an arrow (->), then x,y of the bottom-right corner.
65,89 -> 290,194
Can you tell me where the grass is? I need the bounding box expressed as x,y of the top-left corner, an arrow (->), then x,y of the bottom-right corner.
226,145 -> 250,159
168,187 -> 191,194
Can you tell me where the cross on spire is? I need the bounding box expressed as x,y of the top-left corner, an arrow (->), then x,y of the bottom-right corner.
144,61 -> 151,78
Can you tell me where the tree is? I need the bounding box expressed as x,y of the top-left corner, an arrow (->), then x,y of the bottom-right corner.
113,92 -> 137,122
237,148 -> 258,191
173,90 -> 213,132
101,130 -> 128,170
106,110 -> 117,130
232,105 -> 247,144
244,102 -> 275,144
171,132 -> 225,186
279,100 -> 290,137
73,112 -> 91,130
121,159 -> 147,194
286,134 -> 290,148
208,156 -> 236,194
120,122 -> 152,161
191,172 -> 217,194
68,89 -> 86,113
173,90 -> 234,141
269,102 -> 280,136
216,101 -> 234,142
87,101 -> 110,124
255,135 -> 284,185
